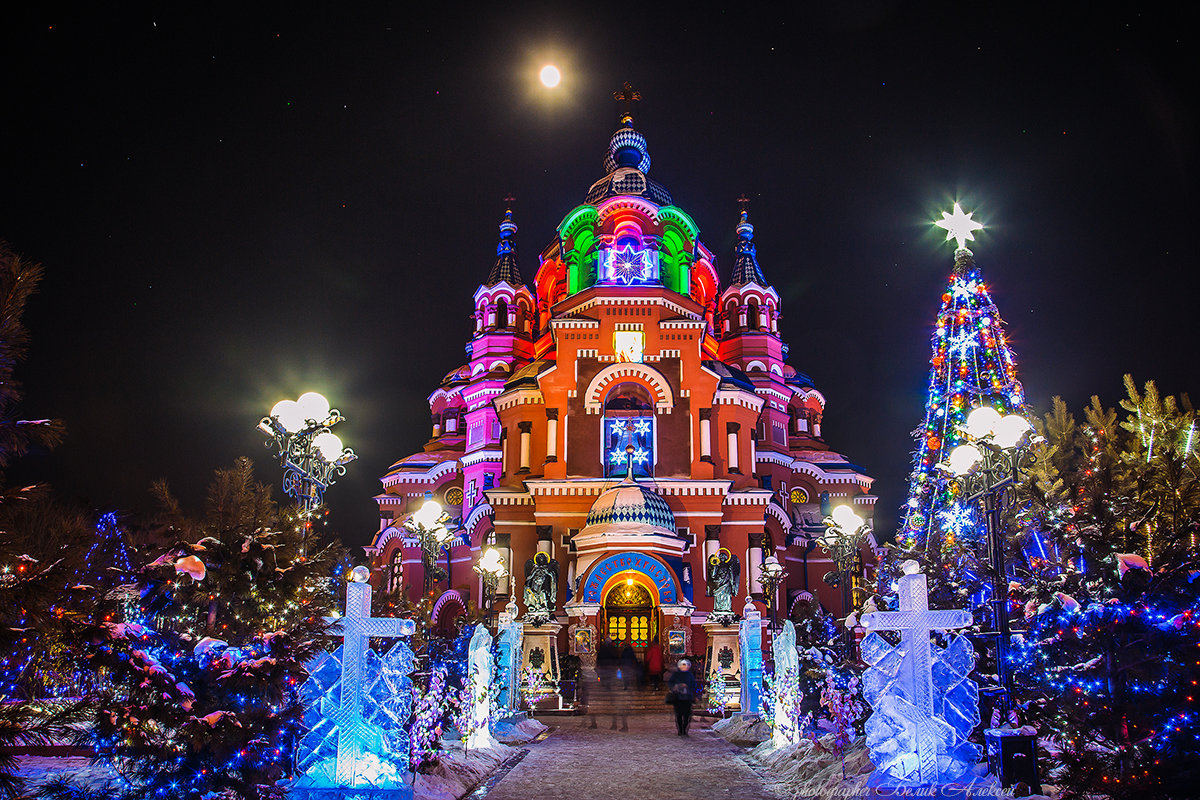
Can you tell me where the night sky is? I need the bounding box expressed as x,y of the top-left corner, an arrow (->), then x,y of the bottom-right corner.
2,4 -> 1194,551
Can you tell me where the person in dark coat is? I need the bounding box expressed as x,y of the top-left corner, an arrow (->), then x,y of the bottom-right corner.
619,643 -> 639,690
667,658 -> 698,736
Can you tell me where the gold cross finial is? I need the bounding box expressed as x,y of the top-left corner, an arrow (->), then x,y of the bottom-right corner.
736,194 -> 751,214
614,82 -> 642,125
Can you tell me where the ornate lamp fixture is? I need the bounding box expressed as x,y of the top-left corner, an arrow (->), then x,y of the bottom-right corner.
939,405 -> 1040,704
258,391 -> 356,555
757,554 -> 787,630
403,497 -> 456,595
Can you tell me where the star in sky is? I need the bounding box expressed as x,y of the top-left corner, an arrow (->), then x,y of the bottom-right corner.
935,202 -> 984,250
609,244 -> 646,284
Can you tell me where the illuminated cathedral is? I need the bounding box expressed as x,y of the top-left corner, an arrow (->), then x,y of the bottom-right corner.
367,87 -> 876,660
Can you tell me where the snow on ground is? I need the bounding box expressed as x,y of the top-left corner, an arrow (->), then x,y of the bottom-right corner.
747,736 -> 872,799
13,755 -> 127,793
710,714 -> 771,745
492,716 -> 547,745
414,741 -> 514,800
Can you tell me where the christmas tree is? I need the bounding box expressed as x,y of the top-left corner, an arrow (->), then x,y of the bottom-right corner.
891,204 -> 1025,609
79,458 -> 346,800
1011,377 -> 1200,797
0,245 -> 77,798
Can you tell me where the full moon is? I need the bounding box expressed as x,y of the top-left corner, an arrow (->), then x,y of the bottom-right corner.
539,65 -> 561,88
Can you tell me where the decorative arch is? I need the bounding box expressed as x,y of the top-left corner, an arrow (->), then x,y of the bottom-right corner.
431,590 -> 467,637
578,551 -> 678,604
765,501 -> 793,534
584,362 -> 674,413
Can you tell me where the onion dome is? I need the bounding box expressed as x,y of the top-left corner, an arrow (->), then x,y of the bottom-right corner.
729,209 -> 767,286
485,207 -> 522,286
584,82 -> 673,206
583,473 -> 677,535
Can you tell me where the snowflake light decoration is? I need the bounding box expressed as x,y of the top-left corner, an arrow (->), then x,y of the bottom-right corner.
608,244 -> 646,284
633,418 -> 652,436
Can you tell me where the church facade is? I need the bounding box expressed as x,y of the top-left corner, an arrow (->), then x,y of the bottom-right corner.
367,93 -> 876,657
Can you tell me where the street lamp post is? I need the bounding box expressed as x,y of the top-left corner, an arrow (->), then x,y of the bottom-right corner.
403,497 -> 456,596
757,554 -> 786,630
940,406 -> 1039,705
820,504 -> 871,652
258,391 -> 356,556
474,546 -> 508,625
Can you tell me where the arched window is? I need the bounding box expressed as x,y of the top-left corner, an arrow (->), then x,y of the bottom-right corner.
603,382 -> 654,478
388,548 -> 403,593
747,301 -> 760,331
495,299 -> 509,329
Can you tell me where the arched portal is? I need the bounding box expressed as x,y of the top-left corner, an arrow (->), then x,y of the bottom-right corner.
600,572 -> 658,655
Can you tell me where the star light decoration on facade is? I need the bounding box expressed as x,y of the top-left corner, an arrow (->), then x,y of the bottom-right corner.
609,244 -> 647,284
935,202 -> 984,251
633,418 -> 652,436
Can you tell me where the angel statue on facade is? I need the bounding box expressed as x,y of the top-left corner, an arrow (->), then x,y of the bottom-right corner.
706,548 -> 740,625
523,551 -> 559,626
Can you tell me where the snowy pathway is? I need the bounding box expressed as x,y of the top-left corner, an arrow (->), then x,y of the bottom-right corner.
480,714 -> 780,800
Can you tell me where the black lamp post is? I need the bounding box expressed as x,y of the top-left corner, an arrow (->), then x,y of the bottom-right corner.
757,554 -> 786,630
258,391 -> 356,556
940,406 -> 1039,706
820,505 -> 871,652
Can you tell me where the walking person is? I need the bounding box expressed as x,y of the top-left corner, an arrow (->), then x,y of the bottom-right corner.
646,637 -> 664,692
667,658 -> 698,736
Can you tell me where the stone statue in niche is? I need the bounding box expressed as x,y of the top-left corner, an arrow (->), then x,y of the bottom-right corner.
706,548 -> 740,625
523,551 -> 559,626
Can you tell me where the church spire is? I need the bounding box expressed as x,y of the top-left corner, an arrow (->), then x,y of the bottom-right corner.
729,196 -> 767,286
485,198 -> 522,287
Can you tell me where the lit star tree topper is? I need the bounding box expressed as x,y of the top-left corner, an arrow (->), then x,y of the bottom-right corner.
935,202 -> 984,251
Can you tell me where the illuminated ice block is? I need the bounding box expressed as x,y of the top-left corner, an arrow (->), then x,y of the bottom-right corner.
739,598 -> 763,717
860,566 -> 981,787
293,574 -> 416,795
496,603 -> 523,711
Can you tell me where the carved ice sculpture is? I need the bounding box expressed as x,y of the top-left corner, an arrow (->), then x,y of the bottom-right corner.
496,601 -> 523,711
294,567 -> 417,794
739,596 -> 763,717
771,620 -> 801,747
859,562 -> 981,787
465,624 -> 498,748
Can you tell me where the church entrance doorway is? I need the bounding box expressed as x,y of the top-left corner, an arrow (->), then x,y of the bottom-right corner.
601,576 -> 658,658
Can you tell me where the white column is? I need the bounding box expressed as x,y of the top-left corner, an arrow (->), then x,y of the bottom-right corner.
700,414 -> 712,459
748,535 -> 763,594
546,411 -> 558,461
749,431 -> 757,476
518,421 -> 532,472
727,423 -> 740,471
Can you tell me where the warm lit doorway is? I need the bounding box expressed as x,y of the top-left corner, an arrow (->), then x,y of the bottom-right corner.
601,574 -> 658,656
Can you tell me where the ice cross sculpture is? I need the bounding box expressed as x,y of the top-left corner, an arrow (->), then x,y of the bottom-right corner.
295,568 -> 416,791
860,564 -> 981,786
466,625 -> 497,749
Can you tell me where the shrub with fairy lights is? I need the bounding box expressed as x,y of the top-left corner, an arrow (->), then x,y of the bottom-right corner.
1009,378 -> 1200,798
78,458 -> 345,800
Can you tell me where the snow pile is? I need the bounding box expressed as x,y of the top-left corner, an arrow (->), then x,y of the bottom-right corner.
747,735 -> 872,799
413,741 -> 513,800
712,714 -> 771,745
492,715 -> 547,744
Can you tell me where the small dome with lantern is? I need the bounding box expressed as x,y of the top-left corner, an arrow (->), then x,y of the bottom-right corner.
583,473 -> 677,536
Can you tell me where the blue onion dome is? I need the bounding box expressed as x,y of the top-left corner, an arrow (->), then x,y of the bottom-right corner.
485,207 -> 522,286
730,209 -> 767,286
584,474 -> 677,535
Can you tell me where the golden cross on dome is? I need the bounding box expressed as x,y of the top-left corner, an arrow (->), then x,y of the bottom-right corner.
614,82 -> 642,125
736,194 -> 751,213
934,202 -> 984,251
